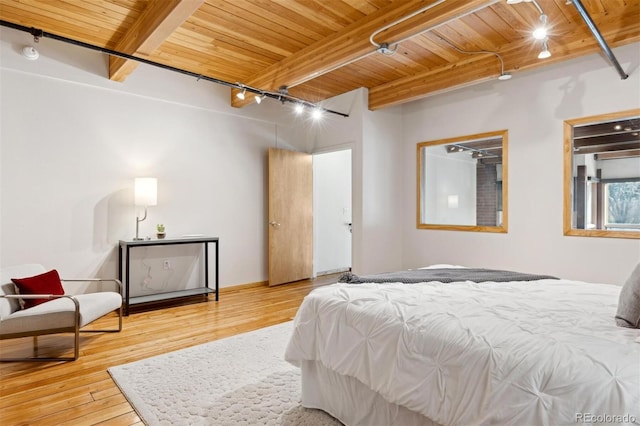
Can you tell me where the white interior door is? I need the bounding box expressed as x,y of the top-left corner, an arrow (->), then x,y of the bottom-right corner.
313,149 -> 352,275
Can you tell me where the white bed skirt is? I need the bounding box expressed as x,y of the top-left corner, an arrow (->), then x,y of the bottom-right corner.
300,360 -> 441,426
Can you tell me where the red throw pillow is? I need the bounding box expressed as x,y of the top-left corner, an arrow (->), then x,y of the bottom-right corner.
12,269 -> 65,309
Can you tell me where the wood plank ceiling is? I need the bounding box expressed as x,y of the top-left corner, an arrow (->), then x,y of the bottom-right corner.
1,0 -> 639,112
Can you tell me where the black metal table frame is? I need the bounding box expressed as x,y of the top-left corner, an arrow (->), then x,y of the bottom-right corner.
118,237 -> 219,315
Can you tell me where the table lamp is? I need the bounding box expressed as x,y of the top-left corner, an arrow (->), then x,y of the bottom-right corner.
134,177 -> 157,240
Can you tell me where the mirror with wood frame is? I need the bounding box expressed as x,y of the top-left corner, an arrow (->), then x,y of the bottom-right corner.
417,130 -> 508,233
564,109 -> 640,239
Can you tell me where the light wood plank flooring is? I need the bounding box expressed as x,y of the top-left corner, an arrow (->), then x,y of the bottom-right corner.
0,274 -> 339,425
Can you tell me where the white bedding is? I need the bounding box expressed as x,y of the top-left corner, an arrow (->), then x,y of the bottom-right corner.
285,279 -> 640,425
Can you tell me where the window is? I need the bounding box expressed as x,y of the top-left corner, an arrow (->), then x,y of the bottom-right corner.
604,180 -> 640,230
417,130 -> 508,233
563,109 -> 640,239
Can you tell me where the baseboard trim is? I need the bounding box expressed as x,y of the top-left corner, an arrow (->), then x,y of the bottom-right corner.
220,280 -> 268,294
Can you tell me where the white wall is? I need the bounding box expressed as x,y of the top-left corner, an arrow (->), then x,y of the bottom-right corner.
361,103 -> 404,274
0,27 -> 308,287
309,88 -> 405,274
402,42 -> 640,284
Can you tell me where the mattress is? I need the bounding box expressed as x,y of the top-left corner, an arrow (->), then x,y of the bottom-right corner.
285,278 -> 640,425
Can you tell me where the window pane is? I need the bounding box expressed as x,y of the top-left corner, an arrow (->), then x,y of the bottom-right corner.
606,182 -> 640,227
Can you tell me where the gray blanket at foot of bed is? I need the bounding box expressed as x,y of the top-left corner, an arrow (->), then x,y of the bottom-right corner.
338,268 -> 558,284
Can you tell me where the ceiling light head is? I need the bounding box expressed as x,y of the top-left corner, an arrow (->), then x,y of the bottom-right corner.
294,103 -> 304,114
498,72 -> 512,81
254,93 -> 265,104
22,45 -> 39,60
311,108 -> 323,120
236,88 -> 246,100
538,39 -> 551,59
376,42 -> 397,56
532,27 -> 547,40
533,14 -> 548,40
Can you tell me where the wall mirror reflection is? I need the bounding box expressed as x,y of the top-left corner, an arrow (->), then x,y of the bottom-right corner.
564,109 -> 640,239
417,130 -> 508,233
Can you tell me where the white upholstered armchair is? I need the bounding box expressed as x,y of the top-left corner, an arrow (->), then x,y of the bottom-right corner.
0,264 -> 122,362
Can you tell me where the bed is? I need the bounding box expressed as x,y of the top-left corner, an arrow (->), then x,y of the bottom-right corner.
284,265 -> 640,426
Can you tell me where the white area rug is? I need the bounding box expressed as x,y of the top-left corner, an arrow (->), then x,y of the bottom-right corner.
108,321 -> 342,425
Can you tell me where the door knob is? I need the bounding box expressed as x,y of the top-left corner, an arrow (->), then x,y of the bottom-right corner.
269,221 -> 281,228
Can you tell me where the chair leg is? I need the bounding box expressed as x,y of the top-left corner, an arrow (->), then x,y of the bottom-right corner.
1,333 -> 77,362
81,307 -> 123,333
74,324 -> 79,360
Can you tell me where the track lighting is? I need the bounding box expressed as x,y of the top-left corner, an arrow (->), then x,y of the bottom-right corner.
506,0 -> 551,61
231,83 -> 347,117
533,14 -> 548,40
538,38 -> 551,59
21,45 -> 39,60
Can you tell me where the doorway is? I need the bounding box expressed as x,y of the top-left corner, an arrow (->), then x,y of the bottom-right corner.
313,149 -> 352,276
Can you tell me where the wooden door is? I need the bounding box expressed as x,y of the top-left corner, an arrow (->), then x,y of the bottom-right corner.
268,148 -> 313,286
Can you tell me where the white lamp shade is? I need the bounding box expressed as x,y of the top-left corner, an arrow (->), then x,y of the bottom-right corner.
134,177 -> 157,206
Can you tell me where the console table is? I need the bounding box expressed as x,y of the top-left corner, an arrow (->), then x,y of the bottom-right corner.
118,237 -> 219,315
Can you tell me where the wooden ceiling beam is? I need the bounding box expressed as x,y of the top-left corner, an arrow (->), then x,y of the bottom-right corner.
595,149 -> 640,160
109,0 -> 205,82
231,0 -> 499,107
578,142 -> 640,155
573,133 -> 640,148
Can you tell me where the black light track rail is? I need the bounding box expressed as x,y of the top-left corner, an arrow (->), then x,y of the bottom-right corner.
0,19 -> 349,118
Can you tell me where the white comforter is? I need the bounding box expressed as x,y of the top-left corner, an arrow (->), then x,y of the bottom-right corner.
285,279 -> 640,425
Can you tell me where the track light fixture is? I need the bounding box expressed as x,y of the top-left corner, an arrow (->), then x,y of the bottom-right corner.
21,45 -> 39,60
506,0 -> 550,60
254,93 -> 265,104
538,38 -> 551,59
532,14 -> 548,40
294,103 -> 304,114
236,88 -> 246,100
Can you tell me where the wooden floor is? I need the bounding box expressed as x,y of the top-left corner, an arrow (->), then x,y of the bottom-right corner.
0,274 -> 339,425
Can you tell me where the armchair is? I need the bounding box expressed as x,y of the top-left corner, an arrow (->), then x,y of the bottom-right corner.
0,264 -> 122,362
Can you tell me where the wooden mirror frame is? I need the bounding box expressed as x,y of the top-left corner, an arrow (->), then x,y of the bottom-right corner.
416,129 -> 508,233
563,108 -> 640,239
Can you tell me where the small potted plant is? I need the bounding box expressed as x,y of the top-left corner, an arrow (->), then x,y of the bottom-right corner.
156,224 -> 166,239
